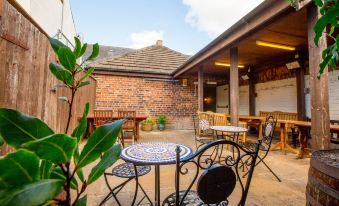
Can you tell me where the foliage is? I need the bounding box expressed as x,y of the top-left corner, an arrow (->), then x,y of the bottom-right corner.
157,114 -> 166,125
0,37 -> 124,205
142,117 -> 154,125
288,0 -> 339,77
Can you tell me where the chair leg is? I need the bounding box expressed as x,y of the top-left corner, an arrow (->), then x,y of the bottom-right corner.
100,174 -> 133,206
261,159 -> 282,182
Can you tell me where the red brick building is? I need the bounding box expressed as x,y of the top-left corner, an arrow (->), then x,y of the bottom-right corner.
87,41 -> 197,129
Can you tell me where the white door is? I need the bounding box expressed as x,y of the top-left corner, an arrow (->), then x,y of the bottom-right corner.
216,85 -> 229,114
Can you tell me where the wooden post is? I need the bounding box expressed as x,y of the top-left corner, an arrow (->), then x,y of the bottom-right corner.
307,4 -> 330,150
198,67 -> 204,112
296,67 -> 306,120
230,47 -> 239,126
249,70 -> 255,116
0,0 -> 3,18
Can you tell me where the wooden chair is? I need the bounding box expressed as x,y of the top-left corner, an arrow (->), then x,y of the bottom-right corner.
162,139 -> 262,206
94,109 -> 113,128
193,112 -> 215,150
118,110 -> 137,146
212,113 -> 227,139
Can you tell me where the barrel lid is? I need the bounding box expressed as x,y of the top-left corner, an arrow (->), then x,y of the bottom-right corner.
311,150 -> 339,179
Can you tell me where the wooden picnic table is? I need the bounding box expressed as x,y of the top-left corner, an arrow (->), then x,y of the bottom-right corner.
225,115 -> 265,138
81,116 -> 147,140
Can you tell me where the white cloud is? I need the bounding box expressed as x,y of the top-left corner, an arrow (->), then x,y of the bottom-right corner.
129,30 -> 164,49
182,0 -> 264,37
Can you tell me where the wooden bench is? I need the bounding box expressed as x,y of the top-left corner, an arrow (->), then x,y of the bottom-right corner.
259,111 -> 298,131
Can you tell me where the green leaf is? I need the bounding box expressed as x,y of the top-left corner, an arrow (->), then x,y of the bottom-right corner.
88,43 -> 99,60
313,7 -> 338,46
50,168 -> 78,189
76,119 -> 125,169
0,179 -> 63,206
0,149 -> 40,189
75,195 -> 87,206
22,134 -> 77,164
87,144 -> 122,184
58,47 -> 77,71
313,0 -> 323,7
73,37 -> 82,57
0,108 -> 54,148
73,148 -> 85,182
0,134 -> 4,146
79,43 -> 88,58
79,67 -> 95,83
72,103 -> 90,142
79,81 -> 91,88
48,37 -> 67,54
40,160 -> 53,179
49,62 -> 74,86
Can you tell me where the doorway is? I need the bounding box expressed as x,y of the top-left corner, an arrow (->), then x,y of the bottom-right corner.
216,84 -> 229,114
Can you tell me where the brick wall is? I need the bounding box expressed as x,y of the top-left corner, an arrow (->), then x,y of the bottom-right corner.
94,74 -> 198,129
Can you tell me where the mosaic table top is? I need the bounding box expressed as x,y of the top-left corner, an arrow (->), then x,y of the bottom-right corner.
210,125 -> 248,133
120,142 -> 193,165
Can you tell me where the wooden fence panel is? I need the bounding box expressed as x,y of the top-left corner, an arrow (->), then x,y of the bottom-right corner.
0,0 -> 96,155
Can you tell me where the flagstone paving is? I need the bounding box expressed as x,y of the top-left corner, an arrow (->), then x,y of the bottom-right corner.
84,129 -> 309,206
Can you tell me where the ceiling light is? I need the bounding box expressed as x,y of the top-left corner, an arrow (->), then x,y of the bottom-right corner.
256,40 -> 295,51
215,62 -> 245,68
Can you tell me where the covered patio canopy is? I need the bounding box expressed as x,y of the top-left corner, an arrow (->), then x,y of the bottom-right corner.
173,0 -> 331,150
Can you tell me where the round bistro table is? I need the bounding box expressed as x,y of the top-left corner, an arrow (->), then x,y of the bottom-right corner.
120,142 -> 193,206
210,125 -> 248,142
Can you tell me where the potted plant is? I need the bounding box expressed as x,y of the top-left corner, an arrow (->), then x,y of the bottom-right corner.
157,115 -> 166,131
141,117 -> 154,131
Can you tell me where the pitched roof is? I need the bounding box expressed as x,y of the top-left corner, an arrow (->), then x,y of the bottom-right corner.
90,44 -> 190,76
84,44 -> 135,62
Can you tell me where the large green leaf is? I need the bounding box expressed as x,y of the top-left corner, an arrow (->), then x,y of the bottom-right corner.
22,134 -> 77,164
73,148 -> 85,182
73,37 -> 82,57
40,160 -> 53,179
58,47 -> 76,71
0,149 -> 39,189
0,108 -> 54,149
313,6 -> 338,46
48,37 -> 67,54
50,168 -> 78,189
72,103 -> 90,142
0,134 -> 4,146
87,144 -> 121,184
79,43 -> 88,58
76,119 -> 125,169
88,43 -> 99,60
75,195 -> 87,206
49,62 -> 74,86
0,179 -> 63,206
79,67 -> 95,84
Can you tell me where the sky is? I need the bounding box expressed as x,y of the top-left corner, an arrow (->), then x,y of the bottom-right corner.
70,0 -> 264,55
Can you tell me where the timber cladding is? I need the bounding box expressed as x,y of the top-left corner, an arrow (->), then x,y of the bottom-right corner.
95,74 -> 197,129
0,0 -> 96,155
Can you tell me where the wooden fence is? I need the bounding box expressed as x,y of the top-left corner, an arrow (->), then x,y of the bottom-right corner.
0,0 -> 96,155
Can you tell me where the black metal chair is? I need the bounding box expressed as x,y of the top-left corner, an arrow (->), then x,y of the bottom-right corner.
193,113 -> 215,150
162,139 -> 262,206
240,115 -> 281,182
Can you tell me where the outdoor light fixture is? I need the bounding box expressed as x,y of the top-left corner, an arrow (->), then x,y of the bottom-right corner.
256,40 -> 295,51
181,79 -> 188,87
215,62 -> 245,68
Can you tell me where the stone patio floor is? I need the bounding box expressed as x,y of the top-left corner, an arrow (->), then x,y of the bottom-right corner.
84,129 -> 310,206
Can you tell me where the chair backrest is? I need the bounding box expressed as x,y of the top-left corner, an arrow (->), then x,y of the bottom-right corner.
197,112 -> 214,135
118,110 -> 136,128
213,113 -> 227,126
94,109 -> 113,126
261,115 -> 277,151
174,139 -> 261,206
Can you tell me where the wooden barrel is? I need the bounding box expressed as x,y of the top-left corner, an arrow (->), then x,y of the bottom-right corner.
306,150 -> 339,206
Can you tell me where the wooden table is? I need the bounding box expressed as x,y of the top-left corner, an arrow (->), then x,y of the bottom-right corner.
84,116 -> 147,140
226,115 -> 265,138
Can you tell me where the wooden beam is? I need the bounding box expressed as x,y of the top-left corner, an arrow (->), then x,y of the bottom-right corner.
0,0 -> 4,18
230,47 -> 239,126
296,67 -> 306,120
307,4 -> 330,150
249,70 -> 256,116
198,67 -> 204,112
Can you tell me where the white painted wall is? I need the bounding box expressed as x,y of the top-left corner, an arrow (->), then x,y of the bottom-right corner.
239,85 -> 249,115
255,78 -> 297,115
15,0 -> 76,47
305,70 -> 339,120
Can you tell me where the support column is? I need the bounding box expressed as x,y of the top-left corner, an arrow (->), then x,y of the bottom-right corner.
249,70 -> 255,116
296,66 -> 306,120
198,67 -> 204,112
230,47 -> 239,126
307,4 -> 330,150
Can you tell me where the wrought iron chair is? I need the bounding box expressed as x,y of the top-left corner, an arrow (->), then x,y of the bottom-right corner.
162,139 -> 262,206
193,113 -> 215,150
118,110 -> 137,146
240,115 -> 281,182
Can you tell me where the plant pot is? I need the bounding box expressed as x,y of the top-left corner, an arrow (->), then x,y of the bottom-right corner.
142,123 -> 153,131
157,124 -> 165,131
